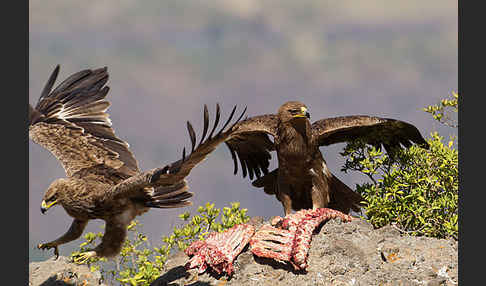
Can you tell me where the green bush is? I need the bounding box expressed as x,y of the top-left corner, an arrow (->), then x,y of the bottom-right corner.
340,92 -> 458,240
423,91 -> 458,127
70,202 -> 250,285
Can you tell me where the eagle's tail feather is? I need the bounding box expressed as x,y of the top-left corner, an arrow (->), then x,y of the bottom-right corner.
252,168 -> 365,214
144,180 -> 193,209
328,174 -> 365,214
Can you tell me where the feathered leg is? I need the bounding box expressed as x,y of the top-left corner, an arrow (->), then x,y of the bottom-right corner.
277,179 -> 293,216
73,217 -> 128,264
38,219 -> 88,259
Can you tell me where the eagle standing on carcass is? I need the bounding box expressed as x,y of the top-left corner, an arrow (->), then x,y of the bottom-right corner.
29,65 -> 246,263
224,101 -> 429,215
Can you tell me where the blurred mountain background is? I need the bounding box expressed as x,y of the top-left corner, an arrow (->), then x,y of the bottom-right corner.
29,0 -> 457,261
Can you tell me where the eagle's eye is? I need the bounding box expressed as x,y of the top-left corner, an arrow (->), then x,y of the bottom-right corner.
289,108 -> 300,114
44,190 -> 58,202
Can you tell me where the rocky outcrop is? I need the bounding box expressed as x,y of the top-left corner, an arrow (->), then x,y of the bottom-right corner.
29,256 -> 106,286
29,218 -> 458,286
153,218 -> 458,286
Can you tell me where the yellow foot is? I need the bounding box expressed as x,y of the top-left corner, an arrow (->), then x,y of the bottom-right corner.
72,251 -> 97,264
37,242 -> 59,259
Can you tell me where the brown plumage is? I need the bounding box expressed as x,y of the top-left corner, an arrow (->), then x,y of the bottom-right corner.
224,101 -> 429,215
30,65 -> 246,262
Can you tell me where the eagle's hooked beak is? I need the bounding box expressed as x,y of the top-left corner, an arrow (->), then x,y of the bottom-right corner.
292,107 -> 311,119
41,200 -> 57,214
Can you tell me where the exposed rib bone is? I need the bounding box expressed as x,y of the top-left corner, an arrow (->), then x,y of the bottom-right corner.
251,208 -> 352,270
185,224 -> 255,276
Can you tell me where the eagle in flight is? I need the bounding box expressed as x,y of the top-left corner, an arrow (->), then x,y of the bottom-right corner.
224,101 -> 429,215
29,65 -> 246,263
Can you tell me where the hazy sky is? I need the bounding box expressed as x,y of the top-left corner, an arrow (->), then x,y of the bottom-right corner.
29,0 -> 457,261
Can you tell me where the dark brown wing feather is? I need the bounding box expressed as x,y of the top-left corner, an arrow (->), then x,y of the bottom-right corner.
29,65 -> 140,177
251,168 -> 278,195
108,104 -> 247,201
160,104 -> 248,183
311,115 -> 429,154
223,114 -> 279,180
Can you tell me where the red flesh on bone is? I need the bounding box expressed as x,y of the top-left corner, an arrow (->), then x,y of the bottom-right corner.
184,208 -> 352,276
185,223 -> 255,275
250,208 -> 352,270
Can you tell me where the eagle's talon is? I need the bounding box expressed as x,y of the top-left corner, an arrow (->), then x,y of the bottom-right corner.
72,251 -> 97,264
37,242 -> 59,259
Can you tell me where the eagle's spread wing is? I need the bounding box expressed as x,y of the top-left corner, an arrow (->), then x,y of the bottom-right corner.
223,114 -> 279,180
162,104 -> 248,182
311,115 -> 429,153
108,104 -> 247,203
29,65 -> 140,178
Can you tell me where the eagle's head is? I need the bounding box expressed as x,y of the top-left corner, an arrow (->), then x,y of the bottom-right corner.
278,101 -> 310,123
40,178 -> 68,214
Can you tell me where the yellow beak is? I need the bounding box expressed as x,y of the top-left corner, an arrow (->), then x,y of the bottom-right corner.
292,107 -> 310,119
41,200 -> 57,214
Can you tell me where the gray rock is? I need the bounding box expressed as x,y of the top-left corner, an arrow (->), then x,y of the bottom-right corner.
29,256 -> 107,286
29,218 -> 458,286
154,218 -> 458,286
